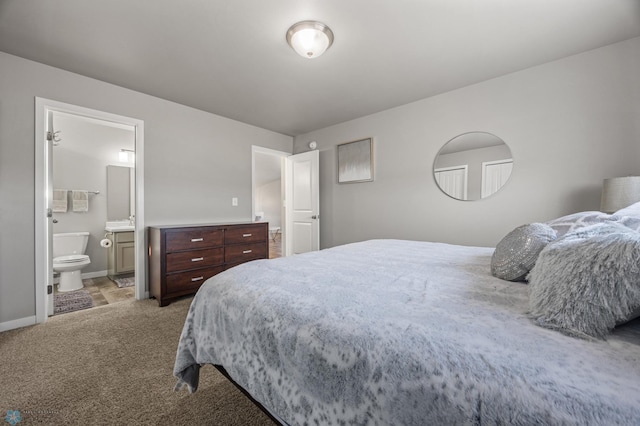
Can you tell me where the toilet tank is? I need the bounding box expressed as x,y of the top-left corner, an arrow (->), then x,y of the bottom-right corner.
53,232 -> 90,258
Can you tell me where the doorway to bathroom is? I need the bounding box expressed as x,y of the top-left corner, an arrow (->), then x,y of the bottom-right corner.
35,98 -> 145,323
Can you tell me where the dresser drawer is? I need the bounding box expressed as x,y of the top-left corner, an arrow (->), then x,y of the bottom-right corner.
225,225 -> 267,245
166,228 -> 223,252
225,242 -> 267,264
165,266 -> 224,295
166,247 -> 224,273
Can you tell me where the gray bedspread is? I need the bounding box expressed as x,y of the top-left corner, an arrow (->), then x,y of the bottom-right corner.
174,239 -> 640,425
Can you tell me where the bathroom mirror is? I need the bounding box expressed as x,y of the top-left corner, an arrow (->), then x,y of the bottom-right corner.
107,165 -> 134,220
433,132 -> 513,201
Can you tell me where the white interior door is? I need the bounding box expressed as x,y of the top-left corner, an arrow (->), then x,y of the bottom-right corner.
285,150 -> 319,255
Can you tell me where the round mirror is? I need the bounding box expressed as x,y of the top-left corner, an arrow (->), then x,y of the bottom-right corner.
433,132 -> 513,201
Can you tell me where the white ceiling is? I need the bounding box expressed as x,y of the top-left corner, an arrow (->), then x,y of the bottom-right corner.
1,0 -> 639,136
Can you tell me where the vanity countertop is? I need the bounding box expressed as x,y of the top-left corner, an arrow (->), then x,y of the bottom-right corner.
105,221 -> 134,232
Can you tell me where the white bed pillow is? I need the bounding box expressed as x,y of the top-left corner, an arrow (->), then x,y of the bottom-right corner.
528,222 -> 640,339
546,210 -> 640,237
615,201 -> 640,219
491,223 -> 556,282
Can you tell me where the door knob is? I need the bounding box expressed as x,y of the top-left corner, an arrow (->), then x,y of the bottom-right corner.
311,215 -> 319,219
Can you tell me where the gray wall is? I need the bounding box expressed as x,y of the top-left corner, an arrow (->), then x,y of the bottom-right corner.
293,37 -> 640,249
0,51 -> 292,325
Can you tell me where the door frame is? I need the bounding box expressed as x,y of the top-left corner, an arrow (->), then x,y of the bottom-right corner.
251,145 -> 290,256
35,98 -> 146,323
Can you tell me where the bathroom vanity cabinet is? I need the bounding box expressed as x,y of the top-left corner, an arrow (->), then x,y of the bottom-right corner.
107,231 -> 135,278
148,222 -> 268,307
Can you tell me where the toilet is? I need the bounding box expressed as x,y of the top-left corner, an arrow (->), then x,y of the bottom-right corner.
53,232 -> 91,292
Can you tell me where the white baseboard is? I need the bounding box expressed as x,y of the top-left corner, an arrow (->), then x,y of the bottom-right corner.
0,315 -> 36,333
82,270 -> 108,280
53,270 -> 108,284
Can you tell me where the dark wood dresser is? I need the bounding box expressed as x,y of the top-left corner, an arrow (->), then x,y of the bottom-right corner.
148,222 -> 268,306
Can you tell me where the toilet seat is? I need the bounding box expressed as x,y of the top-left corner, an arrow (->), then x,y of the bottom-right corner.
54,254 -> 90,264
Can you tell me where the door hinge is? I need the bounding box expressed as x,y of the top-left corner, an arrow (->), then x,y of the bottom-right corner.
47,285 -> 53,295
46,130 -> 61,144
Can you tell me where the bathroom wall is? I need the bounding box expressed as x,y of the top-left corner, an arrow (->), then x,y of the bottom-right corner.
52,113 -> 135,276
256,179 -> 282,228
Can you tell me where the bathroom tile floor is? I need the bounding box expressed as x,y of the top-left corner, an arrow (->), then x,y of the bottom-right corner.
83,276 -> 135,307
54,276 -> 135,311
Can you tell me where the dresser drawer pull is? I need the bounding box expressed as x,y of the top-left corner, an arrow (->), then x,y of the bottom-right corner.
242,233 -> 252,237
191,276 -> 204,282
191,238 -> 204,242
191,257 -> 204,262
242,250 -> 252,254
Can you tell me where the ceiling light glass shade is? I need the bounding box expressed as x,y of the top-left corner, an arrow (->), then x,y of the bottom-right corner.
286,21 -> 334,59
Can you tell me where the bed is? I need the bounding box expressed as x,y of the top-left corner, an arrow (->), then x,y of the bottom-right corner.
174,238 -> 640,425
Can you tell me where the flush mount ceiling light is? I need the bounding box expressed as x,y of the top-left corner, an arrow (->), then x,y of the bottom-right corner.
286,20 -> 334,59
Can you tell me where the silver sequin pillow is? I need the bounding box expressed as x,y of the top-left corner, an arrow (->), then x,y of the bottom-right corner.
491,223 -> 557,282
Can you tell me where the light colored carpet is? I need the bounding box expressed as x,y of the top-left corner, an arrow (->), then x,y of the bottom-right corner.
0,297 -> 277,425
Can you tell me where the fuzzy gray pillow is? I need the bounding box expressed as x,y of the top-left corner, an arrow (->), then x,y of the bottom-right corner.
491,223 -> 557,282
528,222 -> 640,339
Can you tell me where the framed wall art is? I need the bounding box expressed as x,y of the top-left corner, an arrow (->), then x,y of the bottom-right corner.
337,137 -> 374,183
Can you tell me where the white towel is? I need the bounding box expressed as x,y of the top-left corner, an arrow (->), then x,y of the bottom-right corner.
52,189 -> 68,213
72,190 -> 89,212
